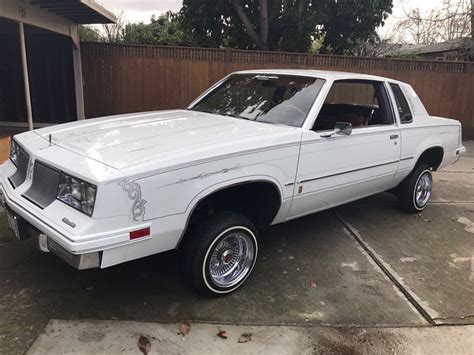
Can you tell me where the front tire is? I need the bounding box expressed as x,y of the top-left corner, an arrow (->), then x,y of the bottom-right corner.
398,164 -> 433,213
181,212 -> 258,296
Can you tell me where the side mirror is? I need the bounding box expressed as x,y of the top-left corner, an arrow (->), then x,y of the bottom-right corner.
320,122 -> 352,138
401,113 -> 413,123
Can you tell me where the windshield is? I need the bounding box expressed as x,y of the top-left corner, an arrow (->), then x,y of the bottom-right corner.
190,74 -> 325,127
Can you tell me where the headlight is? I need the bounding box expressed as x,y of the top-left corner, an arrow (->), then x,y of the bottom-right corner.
57,173 -> 97,216
9,139 -> 21,166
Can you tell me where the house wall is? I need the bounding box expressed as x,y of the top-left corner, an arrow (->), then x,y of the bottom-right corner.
419,50 -> 465,62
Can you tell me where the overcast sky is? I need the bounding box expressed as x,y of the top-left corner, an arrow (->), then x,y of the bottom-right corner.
97,0 -> 445,37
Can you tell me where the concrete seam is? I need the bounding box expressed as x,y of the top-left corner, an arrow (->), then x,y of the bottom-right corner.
333,209 -> 437,326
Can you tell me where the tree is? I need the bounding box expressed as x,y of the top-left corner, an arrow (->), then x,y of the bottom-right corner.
122,12 -> 192,45
393,0 -> 472,45
102,9 -> 126,43
351,33 -> 399,57
79,25 -> 102,42
180,0 -> 392,53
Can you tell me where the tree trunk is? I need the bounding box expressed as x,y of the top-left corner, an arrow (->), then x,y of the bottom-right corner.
259,0 -> 269,46
471,0 -> 473,38
232,0 -> 269,50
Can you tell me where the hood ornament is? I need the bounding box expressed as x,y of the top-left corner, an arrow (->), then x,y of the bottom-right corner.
48,133 -> 52,146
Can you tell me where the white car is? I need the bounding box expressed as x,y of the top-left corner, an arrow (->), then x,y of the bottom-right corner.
0,70 -> 466,295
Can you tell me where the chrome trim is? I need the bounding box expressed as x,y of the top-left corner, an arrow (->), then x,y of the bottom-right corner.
456,146 -> 467,156
303,128 -> 401,145
208,230 -> 255,288
299,160 -> 399,184
47,237 -> 100,270
414,171 -> 432,208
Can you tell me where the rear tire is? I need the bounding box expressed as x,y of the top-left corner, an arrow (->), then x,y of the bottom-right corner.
181,212 -> 258,296
398,164 -> 433,213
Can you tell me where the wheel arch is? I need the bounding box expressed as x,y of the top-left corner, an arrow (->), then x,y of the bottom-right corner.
415,145 -> 444,171
177,177 -> 284,248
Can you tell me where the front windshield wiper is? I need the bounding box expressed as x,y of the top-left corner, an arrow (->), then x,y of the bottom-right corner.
188,108 -> 276,125
222,112 -> 251,121
189,107 -> 249,120
187,107 -> 220,115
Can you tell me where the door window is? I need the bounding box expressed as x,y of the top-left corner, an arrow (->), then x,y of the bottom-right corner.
313,80 -> 394,131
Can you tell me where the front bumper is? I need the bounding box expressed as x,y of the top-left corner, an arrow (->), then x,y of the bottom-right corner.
2,194 -> 101,269
456,146 -> 467,156
40,234 -> 101,269
0,168 -> 152,270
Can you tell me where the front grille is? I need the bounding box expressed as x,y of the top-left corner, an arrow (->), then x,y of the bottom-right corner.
9,149 -> 29,188
23,161 -> 60,209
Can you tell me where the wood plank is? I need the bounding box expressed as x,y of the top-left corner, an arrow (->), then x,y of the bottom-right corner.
0,135 -> 10,164
79,43 -> 474,139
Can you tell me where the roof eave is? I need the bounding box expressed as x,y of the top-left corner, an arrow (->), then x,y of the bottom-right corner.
79,0 -> 116,24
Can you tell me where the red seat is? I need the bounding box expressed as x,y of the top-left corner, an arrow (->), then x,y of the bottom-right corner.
339,113 -> 366,128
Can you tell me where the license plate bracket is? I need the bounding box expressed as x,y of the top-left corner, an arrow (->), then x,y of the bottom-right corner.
6,208 -> 21,239
3,202 -> 30,241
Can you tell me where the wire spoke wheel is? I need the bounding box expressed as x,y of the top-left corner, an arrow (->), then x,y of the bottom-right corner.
415,171 -> 432,208
208,230 -> 255,288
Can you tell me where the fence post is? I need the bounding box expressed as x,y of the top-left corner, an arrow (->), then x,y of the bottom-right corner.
224,47 -> 232,74
146,46 -> 153,58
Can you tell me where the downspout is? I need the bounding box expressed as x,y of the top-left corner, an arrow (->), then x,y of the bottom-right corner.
71,24 -> 85,120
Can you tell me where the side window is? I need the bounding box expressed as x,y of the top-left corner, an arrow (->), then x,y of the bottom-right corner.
390,83 -> 412,123
313,80 -> 394,132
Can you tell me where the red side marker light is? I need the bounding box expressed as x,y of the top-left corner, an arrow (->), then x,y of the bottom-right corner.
130,227 -> 150,240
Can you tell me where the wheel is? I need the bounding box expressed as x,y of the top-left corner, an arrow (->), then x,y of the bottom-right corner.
398,164 -> 433,213
181,211 -> 258,296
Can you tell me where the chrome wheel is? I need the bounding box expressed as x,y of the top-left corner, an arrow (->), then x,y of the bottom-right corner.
208,229 -> 256,289
414,171 -> 432,208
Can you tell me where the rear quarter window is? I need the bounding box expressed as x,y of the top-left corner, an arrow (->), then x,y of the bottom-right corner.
390,83 -> 413,123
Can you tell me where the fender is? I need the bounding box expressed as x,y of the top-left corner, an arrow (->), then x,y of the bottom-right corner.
175,175 -> 285,247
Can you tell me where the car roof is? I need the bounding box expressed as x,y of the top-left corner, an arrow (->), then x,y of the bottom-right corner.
233,69 -> 405,85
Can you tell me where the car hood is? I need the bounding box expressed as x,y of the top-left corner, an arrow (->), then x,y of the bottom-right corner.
35,110 -> 298,172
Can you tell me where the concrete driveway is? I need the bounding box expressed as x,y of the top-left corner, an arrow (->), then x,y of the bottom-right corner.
0,141 -> 473,354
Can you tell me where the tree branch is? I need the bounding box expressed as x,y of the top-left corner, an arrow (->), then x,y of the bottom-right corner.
297,0 -> 307,18
269,0 -> 282,21
232,0 -> 268,50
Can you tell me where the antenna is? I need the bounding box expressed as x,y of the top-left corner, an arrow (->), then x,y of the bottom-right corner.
49,134 -> 52,146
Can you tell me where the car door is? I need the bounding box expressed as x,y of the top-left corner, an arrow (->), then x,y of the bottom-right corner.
287,79 -> 401,219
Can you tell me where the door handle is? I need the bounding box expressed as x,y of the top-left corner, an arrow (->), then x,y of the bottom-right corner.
390,134 -> 399,140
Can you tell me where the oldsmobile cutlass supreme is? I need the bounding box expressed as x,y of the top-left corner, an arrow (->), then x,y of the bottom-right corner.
0,70 -> 466,295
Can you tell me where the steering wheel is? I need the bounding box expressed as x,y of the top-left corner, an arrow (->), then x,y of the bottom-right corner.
367,108 -> 375,125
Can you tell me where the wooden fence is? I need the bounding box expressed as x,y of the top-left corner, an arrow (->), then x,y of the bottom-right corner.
81,42 -> 474,138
